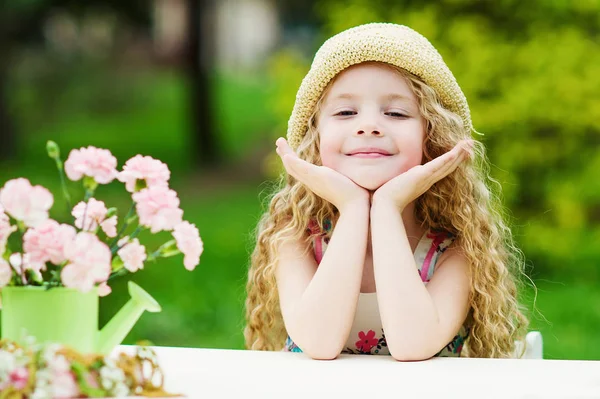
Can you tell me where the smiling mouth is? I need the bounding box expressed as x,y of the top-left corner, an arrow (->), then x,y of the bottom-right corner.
347,152 -> 392,158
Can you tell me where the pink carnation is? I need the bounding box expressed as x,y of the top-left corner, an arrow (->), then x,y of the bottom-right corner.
8,367 -> 29,390
8,253 -> 24,274
5,252 -> 43,285
118,155 -> 170,193
61,232 -> 111,292
64,146 -> 118,184
9,367 -> 29,390
0,208 -> 16,254
72,199 -> 118,237
172,221 -> 203,271
0,178 -> 53,227
48,355 -> 80,398
132,186 -> 183,233
0,258 -> 12,287
101,215 -> 117,237
23,220 -> 76,267
52,371 -> 80,399
97,282 -> 112,297
117,237 -> 146,272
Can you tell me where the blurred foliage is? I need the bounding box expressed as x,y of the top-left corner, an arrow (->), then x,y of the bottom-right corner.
267,0 -> 600,279
522,278 -> 600,360
2,63 -> 275,183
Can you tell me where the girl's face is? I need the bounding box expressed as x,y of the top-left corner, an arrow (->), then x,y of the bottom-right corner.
317,62 -> 425,191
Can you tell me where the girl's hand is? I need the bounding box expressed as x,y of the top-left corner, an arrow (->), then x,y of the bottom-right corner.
276,138 -> 369,212
372,140 -> 474,210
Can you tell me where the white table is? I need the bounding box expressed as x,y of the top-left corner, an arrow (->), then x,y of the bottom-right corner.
115,345 -> 600,398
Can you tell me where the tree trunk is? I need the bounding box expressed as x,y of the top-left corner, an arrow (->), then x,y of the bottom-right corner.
187,0 -> 219,168
0,51 -> 16,162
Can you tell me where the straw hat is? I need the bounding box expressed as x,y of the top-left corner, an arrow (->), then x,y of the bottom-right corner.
286,22 -> 472,150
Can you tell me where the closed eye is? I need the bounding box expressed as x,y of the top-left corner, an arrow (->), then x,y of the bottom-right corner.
385,112 -> 408,118
335,110 -> 357,116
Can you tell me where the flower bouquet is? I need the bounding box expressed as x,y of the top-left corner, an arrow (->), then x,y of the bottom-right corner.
0,142 -> 203,354
0,337 -> 180,398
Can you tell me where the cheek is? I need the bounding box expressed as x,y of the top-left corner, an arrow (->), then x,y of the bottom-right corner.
389,141 -> 425,175
406,148 -> 424,171
318,136 -> 340,168
399,131 -> 426,167
411,144 -> 425,166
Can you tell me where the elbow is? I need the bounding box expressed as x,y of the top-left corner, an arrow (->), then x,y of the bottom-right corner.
389,349 -> 433,362
384,327 -> 442,361
298,340 -> 342,360
387,340 -> 436,362
286,323 -> 344,360
288,332 -> 342,360
305,349 -> 340,360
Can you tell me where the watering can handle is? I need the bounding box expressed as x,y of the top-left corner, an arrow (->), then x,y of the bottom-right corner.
96,281 -> 161,354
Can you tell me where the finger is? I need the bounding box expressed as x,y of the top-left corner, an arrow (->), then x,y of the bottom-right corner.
425,140 -> 471,184
280,154 -> 303,183
276,138 -> 315,185
425,144 -> 462,175
434,148 -> 467,182
463,139 -> 475,159
283,153 -> 315,178
434,140 -> 472,170
442,142 -> 469,171
276,139 -> 298,176
276,137 -> 296,158
275,138 -> 287,158
276,141 -> 298,174
281,154 -> 316,188
283,156 -> 330,198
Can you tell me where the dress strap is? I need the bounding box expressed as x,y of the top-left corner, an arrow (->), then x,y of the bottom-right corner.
307,218 -> 332,265
414,229 -> 456,282
309,220 -> 455,282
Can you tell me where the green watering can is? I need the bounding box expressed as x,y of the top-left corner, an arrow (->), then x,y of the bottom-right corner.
0,281 -> 161,355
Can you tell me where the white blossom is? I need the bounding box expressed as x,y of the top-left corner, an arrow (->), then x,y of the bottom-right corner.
0,350 -> 17,386
100,360 -> 130,397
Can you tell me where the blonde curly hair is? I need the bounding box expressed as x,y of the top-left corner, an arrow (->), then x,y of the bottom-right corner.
244,62 -> 530,358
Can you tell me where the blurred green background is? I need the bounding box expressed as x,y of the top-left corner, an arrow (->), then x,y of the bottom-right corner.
0,0 -> 598,360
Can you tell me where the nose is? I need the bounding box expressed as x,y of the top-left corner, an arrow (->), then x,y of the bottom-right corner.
356,122 -> 382,136
355,111 -> 383,136
356,128 -> 381,136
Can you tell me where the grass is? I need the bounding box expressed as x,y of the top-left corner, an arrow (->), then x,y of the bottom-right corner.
524,278 -> 600,360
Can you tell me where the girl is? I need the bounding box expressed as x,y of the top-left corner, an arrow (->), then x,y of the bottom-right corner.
244,23 -> 529,360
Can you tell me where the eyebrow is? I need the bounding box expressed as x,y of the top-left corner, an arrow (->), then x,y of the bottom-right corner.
329,93 -> 412,102
382,93 -> 412,102
331,93 -> 357,101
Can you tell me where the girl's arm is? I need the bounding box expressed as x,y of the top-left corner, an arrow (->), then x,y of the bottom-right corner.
369,140 -> 473,361
370,198 -> 470,361
273,137 -> 370,359
276,199 -> 369,360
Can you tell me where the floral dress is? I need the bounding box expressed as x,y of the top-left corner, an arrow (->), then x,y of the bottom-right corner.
283,219 -> 470,357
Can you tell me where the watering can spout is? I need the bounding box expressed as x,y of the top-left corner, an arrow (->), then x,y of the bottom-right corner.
96,281 -> 161,355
